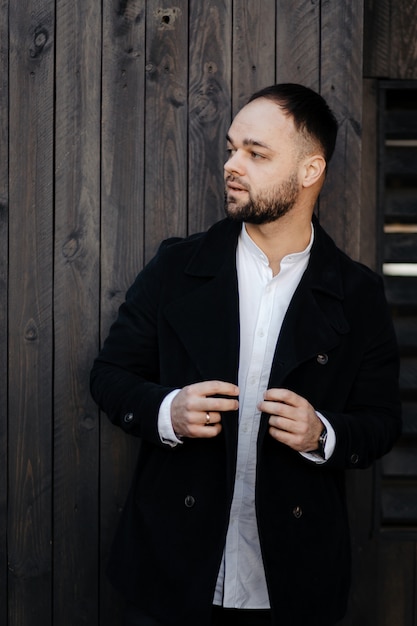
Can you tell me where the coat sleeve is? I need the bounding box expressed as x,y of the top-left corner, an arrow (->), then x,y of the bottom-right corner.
321,275 -> 402,470
90,245 -> 178,446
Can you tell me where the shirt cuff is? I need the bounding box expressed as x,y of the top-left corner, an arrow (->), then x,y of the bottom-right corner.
158,389 -> 183,447
300,412 -> 336,464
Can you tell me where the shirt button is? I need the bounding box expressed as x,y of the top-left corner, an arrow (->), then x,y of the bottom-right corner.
292,505 -> 303,519
123,412 -> 134,423
316,353 -> 328,365
350,453 -> 359,465
185,495 -> 195,508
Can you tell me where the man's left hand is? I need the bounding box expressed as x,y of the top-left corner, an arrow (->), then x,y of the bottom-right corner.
258,388 -> 323,453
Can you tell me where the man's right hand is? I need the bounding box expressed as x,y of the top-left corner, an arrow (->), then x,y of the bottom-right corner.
171,380 -> 239,438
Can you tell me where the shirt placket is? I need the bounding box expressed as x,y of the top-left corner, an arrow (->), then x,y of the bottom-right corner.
223,275 -> 276,606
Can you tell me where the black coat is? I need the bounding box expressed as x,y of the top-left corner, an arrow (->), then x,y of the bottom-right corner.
90,217 -> 401,626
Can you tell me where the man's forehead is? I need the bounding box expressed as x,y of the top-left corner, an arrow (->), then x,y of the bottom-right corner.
228,100 -> 295,144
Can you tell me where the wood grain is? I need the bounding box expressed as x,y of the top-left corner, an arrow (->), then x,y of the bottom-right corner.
2,2 -> 417,625
232,0 -> 276,114
144,0 -> 189,259
319,0 -> 364,260
100,1 -> 146,623
390,0 -> 417,79
8,2 -> 55,624
276,0 -> 320,90
53,2 -> 102,624
188,0 -> 232,234
0,0 -> 8,622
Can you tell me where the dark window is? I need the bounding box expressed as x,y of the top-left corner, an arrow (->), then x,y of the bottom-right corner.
376,81 -> 417,537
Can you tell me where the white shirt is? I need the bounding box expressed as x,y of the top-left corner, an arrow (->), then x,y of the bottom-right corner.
158,223 -> 335,608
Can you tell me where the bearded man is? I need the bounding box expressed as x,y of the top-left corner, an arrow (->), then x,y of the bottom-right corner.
90,84 -> 401,626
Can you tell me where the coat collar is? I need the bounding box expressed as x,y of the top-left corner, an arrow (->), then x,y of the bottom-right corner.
164,216 -> 350,386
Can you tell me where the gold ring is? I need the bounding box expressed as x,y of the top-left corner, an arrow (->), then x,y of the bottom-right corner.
206,412 -> 211,425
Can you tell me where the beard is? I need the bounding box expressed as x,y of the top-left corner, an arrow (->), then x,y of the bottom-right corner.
224,173 -> 299,225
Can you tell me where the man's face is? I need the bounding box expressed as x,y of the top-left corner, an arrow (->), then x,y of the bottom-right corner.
224,98 -> 303,224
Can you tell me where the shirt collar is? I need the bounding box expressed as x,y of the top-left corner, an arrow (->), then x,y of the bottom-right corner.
240,222 -> 314,266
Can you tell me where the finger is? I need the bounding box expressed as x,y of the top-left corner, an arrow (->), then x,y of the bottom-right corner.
203,411 -> 221,426
186,420 -> 223,439
263,387 -> 300,406
268,414 -> 291,432
259,399 -> 294,420
200,380 -> 240,399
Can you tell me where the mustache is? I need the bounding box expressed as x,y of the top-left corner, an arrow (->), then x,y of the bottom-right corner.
225,175 -> 250,191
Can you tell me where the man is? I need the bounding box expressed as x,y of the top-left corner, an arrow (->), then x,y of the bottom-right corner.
90,84 -> 401,626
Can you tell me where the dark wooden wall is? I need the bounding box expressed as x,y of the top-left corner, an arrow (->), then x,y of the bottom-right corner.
1,1 -> 416,625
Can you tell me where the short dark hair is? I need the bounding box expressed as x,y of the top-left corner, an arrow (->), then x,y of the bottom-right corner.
248,83 -> 338,164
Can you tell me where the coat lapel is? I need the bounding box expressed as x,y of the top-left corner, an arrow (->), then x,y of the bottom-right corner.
258,219 -> 351,442
270,217 -> 350,385
163,219 -> 241,385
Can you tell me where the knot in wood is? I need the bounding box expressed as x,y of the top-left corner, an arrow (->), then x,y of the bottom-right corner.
24,319 -> 38,342
30,27 -> 49,58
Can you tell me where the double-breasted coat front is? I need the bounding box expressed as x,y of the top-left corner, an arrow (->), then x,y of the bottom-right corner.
90,217 -> 401,626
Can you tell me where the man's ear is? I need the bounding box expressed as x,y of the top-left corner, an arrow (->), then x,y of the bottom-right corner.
301,154 -> 327,188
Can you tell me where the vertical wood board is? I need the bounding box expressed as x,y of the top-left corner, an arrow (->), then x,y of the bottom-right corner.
390,0 -> 417,79
144,0 -> 189,259
0,0 -> 9,622
8,2 -> 55,624
232,0 -> 276,114
188,0 -> 232,234
275,0 -> 320,90
100,1 -> 147,623
53,2 -> 102,624
319,0 -> 364,259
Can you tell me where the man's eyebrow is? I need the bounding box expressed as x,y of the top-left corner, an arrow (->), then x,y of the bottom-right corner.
226,134 -> 273,151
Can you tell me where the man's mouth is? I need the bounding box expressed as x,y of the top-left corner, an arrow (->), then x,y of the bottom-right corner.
226,178 -> 248,194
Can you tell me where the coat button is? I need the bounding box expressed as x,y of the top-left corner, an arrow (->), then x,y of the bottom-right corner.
123,412 -> 134,423
316,353 -> 328,365
292,505 -> 303,519
185,495 -> 195,508
350,453 -> 359,465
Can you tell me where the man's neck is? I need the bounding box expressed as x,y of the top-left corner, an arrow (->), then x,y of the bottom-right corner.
244,212 -> 313,276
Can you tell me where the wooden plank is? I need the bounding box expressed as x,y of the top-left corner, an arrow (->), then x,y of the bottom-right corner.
381,483 -> 417,523
0,0 -> 8,622
385,189 -> 417,220
363,0 -> 391,78
384,233 -> 417,263
385,147 -> 417,177
100,1 -> 146,623
319,0 -> 364,260
360,79 -> 378,269
390,0 -> 417,80
338,468 -> 378,626
394,316 -> 417,350
231,0 -> 276,114
382,443 -> 417,477
386,111 -> 417,138
276,0 -> 320,90
53,2 -> 101,624
384,276 -> 417,306
188,0 -> 232,234
376,541 -> 415,626
144,0 -> 188,259
8,2 -> 55,625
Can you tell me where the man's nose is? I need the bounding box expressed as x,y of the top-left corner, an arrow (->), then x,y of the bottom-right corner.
224,151 -> 245,176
